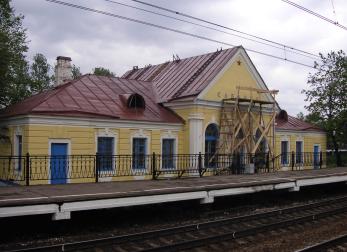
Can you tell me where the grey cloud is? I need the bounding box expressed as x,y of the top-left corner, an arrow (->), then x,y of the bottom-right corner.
12,0 -> 347,115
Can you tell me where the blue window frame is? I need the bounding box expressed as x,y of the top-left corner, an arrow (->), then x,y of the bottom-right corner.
162,139 -> 175,169
133,138 -> 147,169
205,124 -> 218,167
281,141 -> 289,165
296,141 -> 303,163
313,145 -> 320,169
97,137 -> 114,171
16,135 -> 23,171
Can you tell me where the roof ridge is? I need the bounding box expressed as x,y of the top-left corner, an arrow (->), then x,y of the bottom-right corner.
122,47 -> 237,78
171,49 -> 223,99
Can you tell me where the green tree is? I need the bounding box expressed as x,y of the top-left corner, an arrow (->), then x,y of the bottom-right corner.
72,64 -> 82,79
0,0 -> 30,107
93,67 -> 115,77
302,50 -> 347,165
296,112 -> 305,120
29,53 -> 52,93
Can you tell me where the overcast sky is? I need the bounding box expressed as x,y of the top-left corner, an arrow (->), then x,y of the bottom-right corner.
11,0 -> 347,116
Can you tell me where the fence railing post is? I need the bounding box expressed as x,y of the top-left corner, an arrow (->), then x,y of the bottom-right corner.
266,152 -> 270,172
25,152 -> 30,186
152,152 -> 156,180
320,151 -> 323,169
95,152 -> 99,183
198,152 -> 202,177
291,151 -> 295,171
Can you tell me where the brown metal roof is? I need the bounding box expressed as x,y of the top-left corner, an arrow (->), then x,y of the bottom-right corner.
0,75 -> 184,124
275,115 -> 324,132
122,47 -> 239,102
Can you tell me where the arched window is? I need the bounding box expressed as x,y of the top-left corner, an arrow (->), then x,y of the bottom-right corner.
127,94 -> 145,109
205,124 -> 218,167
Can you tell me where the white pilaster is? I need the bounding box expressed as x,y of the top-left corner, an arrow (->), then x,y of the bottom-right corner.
188,113 -> 204,154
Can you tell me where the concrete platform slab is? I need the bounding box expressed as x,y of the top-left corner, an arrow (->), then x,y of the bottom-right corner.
0,167 -> 346,220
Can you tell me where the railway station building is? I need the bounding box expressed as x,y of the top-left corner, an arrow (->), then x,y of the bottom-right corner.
0,46 -> 326,184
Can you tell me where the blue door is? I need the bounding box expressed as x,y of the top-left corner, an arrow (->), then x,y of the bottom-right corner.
51,143 -> 68,184
313,145 -> 319,169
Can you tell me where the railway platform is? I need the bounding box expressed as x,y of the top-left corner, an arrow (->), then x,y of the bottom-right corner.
0,167 -> 347,220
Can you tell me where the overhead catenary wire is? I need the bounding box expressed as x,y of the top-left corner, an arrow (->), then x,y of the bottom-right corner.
281,0 -> 347,31
129,0 -> 320,59
103,0 -> 319,61
330,0 -> 338,23
44,0 -> 316,69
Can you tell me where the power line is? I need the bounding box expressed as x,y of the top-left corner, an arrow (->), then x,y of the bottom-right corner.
129,0 -> 320,59
103,0 -> 319,60
281,0 -> 347,31
44,0 -> 316,69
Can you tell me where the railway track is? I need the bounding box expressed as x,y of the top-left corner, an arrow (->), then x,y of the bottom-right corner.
7,195 -> 347,252
296,233 -> 347,252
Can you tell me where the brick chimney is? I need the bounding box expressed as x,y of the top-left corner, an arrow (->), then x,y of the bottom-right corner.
54,56 -> 73,86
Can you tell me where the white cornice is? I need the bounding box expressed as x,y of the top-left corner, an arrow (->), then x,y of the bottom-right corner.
275,129 -> 326,136
0,115 -> 183,130
165,99 -> 275,113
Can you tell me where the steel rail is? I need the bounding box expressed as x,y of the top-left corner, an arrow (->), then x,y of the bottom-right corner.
296,233 -> 347,252
6,195 -> 347,252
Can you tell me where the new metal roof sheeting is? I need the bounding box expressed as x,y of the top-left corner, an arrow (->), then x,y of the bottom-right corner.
122,47 -> 239,102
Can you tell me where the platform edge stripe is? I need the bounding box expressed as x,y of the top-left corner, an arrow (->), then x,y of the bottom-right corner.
0,204 -> 59,218
210,184 -> 276,197
60,191 -> 208,212
297,175 -> 347,187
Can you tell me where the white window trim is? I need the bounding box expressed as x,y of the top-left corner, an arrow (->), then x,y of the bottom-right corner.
161,131 -> 178,170
95,129 -> 118,177
131,130 -> 150,172
48,139 -> 71,184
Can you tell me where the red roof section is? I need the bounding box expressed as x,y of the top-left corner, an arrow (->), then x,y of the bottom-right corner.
276,115 -> 324,132
0,75 -> 183,124
122,47 -> 239,102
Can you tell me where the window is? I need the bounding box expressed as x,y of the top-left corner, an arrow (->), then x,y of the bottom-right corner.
127,94 -> 145,109
97,137 -> 114,171
296,141 -> 303,163
281,141 -> 289,165
15,135 -> 22,171
162,139 -> 175,169
133,138 -> 147,169
205,124 -> 218,167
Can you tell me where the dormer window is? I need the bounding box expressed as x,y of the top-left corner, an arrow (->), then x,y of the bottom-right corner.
127,94 -> 145,109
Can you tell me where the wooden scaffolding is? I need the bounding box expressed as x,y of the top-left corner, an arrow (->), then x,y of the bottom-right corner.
216,86 -> 278,158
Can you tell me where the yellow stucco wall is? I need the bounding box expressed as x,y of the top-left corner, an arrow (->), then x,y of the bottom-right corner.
202,55 -> 268,102
0,124 -> 185,184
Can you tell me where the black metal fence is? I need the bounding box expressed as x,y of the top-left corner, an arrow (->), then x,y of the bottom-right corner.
0,151 -> 345,185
